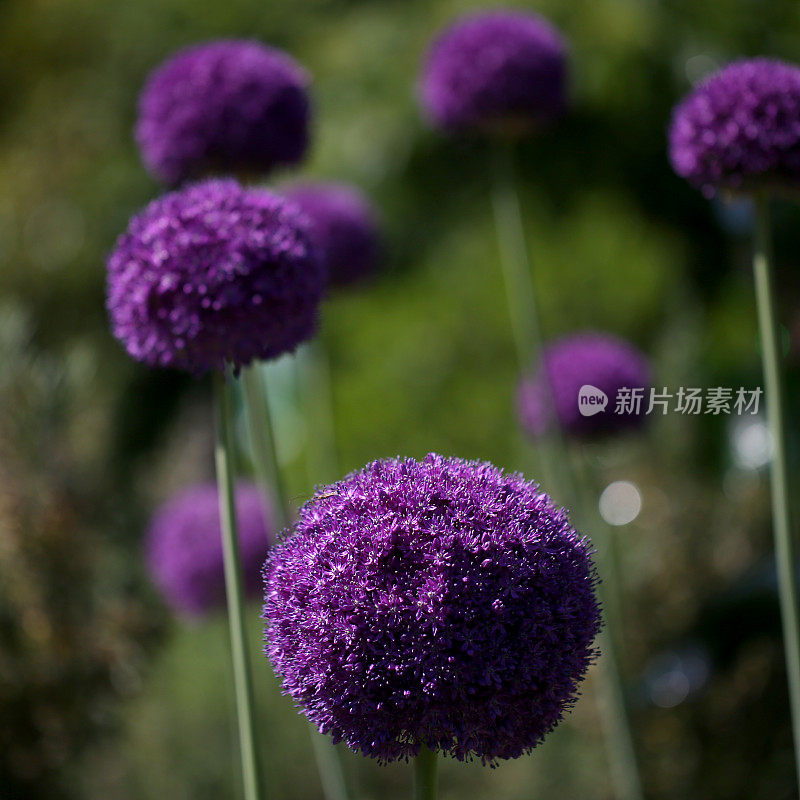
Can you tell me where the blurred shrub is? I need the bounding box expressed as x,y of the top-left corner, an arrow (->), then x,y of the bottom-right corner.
0,307 -> 163,799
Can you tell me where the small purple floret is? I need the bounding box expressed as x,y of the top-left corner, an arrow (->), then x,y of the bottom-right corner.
420,10 -> 568,134
146,482 -> 272,617
106,179 -> 326,375
137,40 -> 311,186
263,453 -> 600,763
284,183 -> 381,287
669,58 -> 800,197
518,332 -> 651,439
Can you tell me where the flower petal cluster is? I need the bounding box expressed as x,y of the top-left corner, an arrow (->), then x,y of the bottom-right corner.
137,40 -> 310,185
669,59 -> 800,196
106,179 -> 325,375
284,183 -> 381,287
263,454 -> 600,763
147,482 -> 272,617
420,10 -> 568,134
518,331 -> 651,439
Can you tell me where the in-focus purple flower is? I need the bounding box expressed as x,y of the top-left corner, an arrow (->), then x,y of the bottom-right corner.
263,453 -> 600,763
669,58 -> 800,197
518,332 -> 651,439
147,482 -> 272,617
137,40 -> 311,186
283,183 -> 381,287
419,10 -> 568,135
106,179 -> 326,375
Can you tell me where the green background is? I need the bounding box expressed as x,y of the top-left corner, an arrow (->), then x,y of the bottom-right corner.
2,0 -> 800,798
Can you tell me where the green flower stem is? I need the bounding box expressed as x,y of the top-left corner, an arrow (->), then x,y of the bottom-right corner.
308,727 -> 349,800
241,365 -> 289,528
594,630 -> 644,800
598,524 -> 626,654
213,370 -> 264,800
490,140 -> 564,497
752,194 -> 800,793
571,452 -> 625,650
490,140 -> 542,370
298,341 -> 339,487
572,450 -> 643,800
490,141 -> 640,797
240,362 -> 349,800
413,746 -> 438,800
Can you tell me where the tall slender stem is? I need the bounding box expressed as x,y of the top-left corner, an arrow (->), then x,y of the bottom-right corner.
490,141 -> 542,371
490,141 -> 641,794
413,746 -> 438,800
213,370 -> 263,800
241,365 -> 290,529
240,363 -> 349,800
571,452 -> 625,650
490,141 -> 564,497
752,194 -> 800,792
594,630 -> 644,800
298,341 -> 339,487
308,727 -> 349,800
572,451 -> 643,800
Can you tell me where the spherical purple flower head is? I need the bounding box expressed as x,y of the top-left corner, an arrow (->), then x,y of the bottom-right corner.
263,454 -> 600,763
669,59 -> 800,198
136,40 -> 310,186
518,332 -> 651,439
419,11 -> 568,135
106,179 -> 326,375
283,183 -> 381,288
146,482 -> 272,617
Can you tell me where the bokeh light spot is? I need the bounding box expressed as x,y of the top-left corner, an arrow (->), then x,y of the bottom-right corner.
599,480 -> 642,526
731,416 -> 772,470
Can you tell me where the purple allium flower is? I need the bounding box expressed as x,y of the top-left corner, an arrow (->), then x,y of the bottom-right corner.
518,332 -> 651,439
106,179 -> 325,375
136,40 -> 311,186
669,59 -> 800,197
283,183 -> 381,287
147,482 -> 272,617
263,453 -> 600,763
419,11 -> 568,135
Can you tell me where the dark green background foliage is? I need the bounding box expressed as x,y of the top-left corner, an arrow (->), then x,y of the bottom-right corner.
2,0 -> 800,797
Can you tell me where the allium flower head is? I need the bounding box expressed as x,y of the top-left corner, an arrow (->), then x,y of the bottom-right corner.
669,58 -> 800,197
106,179 -> 325,375
284,183 -> 381,287
147,482 -> 272,617
137,40 -> 311,185
420,10 -> 568,135
518,332 -> 651,439
263,453 -> 600,763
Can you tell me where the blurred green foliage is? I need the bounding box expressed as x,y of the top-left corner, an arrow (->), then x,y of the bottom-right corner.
2,0 -> 800,798
0,307 -> 164,798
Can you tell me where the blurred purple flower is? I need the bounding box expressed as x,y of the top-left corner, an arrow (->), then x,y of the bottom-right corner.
284,182 -> 381,287
419,10 -> 568,135
669,58 -> 800,197
137,40 -> 311,185
518,331 -> 651,439
147,482 -> 272,617
106,179 -> 325,375
263,453 -> 600,763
